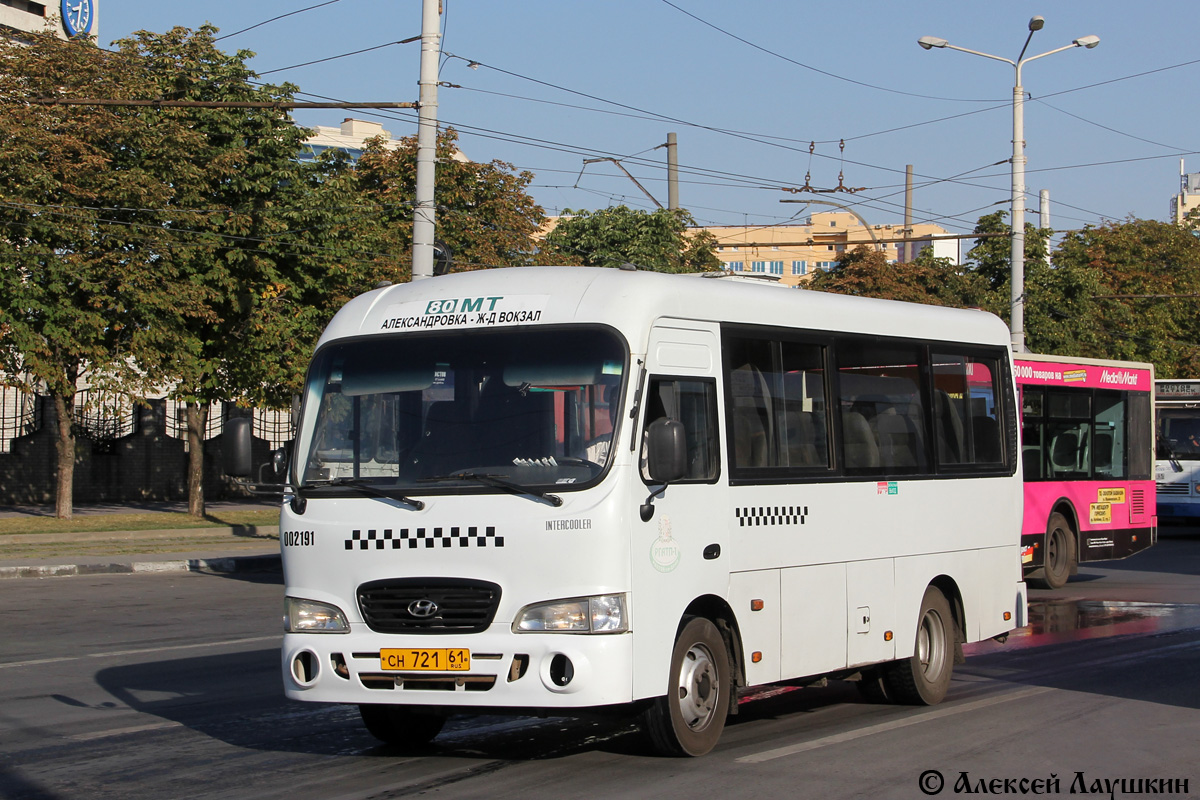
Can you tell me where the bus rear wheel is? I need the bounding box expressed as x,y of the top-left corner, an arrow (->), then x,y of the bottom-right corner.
359,704 -> 446,747
1032,513 -> 1075,590
883,586 -> 955,705
640,616 -> 730,757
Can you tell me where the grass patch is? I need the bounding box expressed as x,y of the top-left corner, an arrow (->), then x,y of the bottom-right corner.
0,509 -> 280,536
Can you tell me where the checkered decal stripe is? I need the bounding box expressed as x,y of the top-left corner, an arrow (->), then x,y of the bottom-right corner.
345,527 -> 503,550
735,506 -> 807,527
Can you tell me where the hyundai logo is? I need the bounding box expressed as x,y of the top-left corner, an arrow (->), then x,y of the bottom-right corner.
408,599 -> 439,618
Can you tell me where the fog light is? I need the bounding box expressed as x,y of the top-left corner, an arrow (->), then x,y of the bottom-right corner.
291,650 -> 319,686
549,654 -> 574,686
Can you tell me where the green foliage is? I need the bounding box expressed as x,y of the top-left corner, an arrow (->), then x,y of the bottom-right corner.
965,210 -> 1051,292
1047,219 -> 1200,377
805,245 -> 992,309
541,206 -> 720,272
0,32 -> 182,398
345,127 -> 549,275
111,25 -> 327,408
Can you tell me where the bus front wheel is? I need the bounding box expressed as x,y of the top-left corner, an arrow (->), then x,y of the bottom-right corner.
1032,513 -> 1075,590
883,586 -> 955,705
359,704 -> 445,747
640,616 -> 730,757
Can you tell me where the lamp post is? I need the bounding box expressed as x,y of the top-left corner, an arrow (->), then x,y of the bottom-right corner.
918,18 -> 1098,353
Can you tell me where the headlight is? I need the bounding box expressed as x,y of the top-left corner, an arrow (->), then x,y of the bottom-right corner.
284,597 -> 350,633
513,593 -> 628,634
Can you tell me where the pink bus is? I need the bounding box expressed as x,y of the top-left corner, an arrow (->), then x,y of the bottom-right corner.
1015,354 -> 1157,589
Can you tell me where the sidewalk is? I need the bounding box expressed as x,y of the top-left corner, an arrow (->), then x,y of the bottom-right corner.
0,500 -> 282,579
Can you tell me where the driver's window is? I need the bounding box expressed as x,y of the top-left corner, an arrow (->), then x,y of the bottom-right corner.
640,377 -> 719,482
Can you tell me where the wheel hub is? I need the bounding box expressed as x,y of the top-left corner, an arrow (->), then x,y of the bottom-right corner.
677,645 -> 718,730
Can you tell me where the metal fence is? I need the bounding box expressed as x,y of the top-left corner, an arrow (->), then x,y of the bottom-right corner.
0,384 -> 40,454
72,388 -> 138,446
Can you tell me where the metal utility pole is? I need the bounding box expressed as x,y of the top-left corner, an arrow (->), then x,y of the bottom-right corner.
411,0 -> 441,281
903,165 -> 914,263
919,17 -> 1099,353
1040,190 -> 1052,265
667,132 -> 679,210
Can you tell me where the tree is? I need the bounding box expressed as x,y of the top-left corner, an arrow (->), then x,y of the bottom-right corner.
965,210 -> 1052,295
0,32 -> 197,518
1048,218 -> 1200,376
345,127 -> 550,276
112,25 -> 368,518
805,244 -> 992,309
541,206 -> 720,272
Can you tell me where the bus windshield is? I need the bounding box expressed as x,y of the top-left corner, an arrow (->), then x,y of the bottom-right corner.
1158,411 -> 1200,460
298,327 -> 626,492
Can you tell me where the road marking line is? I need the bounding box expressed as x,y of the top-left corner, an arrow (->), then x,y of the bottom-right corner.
69,721 -> 184,741
736,686 -> 1052,763
0,635 -> 281,670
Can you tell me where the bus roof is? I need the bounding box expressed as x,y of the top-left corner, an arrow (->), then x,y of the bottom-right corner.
1156,379 -> 1200,400
1014,352 -> 1154,391
317,266 -> 1011,351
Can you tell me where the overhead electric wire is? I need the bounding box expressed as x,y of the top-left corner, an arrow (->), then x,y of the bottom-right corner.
271,61 -> 1169,227
214,0 -> 344,42
1032,99 -> 1192,153
1038,57 -> 1200,101
71,22 -> 1200,237
657,0 -> 999,104
257,38 -> 419,77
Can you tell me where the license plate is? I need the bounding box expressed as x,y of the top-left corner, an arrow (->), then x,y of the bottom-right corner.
380,648 -> 470,672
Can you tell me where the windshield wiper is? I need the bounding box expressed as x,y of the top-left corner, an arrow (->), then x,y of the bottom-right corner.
302,477 -> 424,510
419,472 -> 562,507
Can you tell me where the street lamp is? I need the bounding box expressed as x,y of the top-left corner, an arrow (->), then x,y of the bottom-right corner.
918,17 -> 1099,353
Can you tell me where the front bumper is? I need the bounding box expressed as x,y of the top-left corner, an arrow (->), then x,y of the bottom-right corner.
282,624 -> 636,710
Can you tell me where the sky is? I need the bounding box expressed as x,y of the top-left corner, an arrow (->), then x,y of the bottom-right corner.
96,1 -> 1200,250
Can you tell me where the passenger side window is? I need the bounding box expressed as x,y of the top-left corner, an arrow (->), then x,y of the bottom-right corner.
725,335 -> 830,472
1046,391 -> 1092,479
1093,392 -> 1127,479
837,340 -> 928,473
931,352 -> 1005,468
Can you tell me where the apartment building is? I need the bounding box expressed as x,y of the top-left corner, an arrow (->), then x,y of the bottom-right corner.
1,0 -> 96,40
1170,160 -> 1200,224
704,212 -> 958,288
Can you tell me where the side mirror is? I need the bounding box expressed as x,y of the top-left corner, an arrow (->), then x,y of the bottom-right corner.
224,417 -> 254,478
646,418 -> 687,484
272,443 -> 291,479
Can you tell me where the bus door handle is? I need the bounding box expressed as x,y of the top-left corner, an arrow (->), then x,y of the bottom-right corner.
703,543 -> 721,560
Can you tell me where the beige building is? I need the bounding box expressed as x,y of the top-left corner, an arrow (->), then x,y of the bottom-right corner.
1,0 -> 97,40
299,118 -> 404,164
298,117 -> 470,166
1170,160 -> 1200,224
703,212 -> 958,288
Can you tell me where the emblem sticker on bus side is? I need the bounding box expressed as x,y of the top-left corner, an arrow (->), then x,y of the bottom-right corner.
650,516 -> 681,573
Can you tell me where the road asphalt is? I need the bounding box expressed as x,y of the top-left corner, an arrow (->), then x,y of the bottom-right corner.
0,499 -> 282,580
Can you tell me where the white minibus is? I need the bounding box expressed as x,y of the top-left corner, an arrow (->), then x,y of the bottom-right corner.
236,266 -> 1026,756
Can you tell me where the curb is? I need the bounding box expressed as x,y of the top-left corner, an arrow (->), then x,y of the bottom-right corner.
0,524 -> 278,545
0,553 -> 281,580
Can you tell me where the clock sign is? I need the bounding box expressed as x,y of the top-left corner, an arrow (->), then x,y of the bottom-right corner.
61,0 -> 95,37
